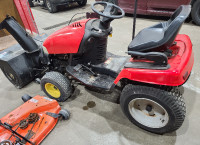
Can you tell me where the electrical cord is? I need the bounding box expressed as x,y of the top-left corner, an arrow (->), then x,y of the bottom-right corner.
68,12 -> 86,25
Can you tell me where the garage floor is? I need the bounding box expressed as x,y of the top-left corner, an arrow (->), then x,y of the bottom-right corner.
0,0 -> 200,145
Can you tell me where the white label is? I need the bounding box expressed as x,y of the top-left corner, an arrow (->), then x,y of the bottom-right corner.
30,98 -> 38,103
44,97 -> 53,102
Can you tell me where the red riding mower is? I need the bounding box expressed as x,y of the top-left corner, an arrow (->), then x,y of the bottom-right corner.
0,2 -> 193,134
0,95 -> 70,145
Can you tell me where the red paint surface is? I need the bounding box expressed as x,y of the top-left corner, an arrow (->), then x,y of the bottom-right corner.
43,19 -> 89,54
14,0 -> 39,34
0,96 -> 61,145
114,34 -> 194,86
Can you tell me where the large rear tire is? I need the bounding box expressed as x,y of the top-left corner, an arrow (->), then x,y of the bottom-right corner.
41,72 -> 72,102
191,0 -> 200,26
120,84 -> 185,134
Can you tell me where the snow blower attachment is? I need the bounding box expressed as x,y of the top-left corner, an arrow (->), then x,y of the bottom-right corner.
0,16 -> 47,88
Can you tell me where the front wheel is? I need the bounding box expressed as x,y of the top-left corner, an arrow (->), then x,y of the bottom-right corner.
120,85 -> 185,134
191,0 -> 200,26
41,72 -> 72,102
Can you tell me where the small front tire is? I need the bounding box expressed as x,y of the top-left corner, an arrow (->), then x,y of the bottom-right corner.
120,84 -> 185,134
41,72 -> 72,102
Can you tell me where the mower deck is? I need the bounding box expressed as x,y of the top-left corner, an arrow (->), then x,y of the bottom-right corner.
0,95 -> 61,145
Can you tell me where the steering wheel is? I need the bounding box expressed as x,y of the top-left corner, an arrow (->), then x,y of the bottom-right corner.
91,2 -> 125,19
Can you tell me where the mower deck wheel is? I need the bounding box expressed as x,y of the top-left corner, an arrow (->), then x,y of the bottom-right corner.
120,84 -> 185,134
41,71 -> 72,102
22,94 -> 32,102
59,109 -> 70,120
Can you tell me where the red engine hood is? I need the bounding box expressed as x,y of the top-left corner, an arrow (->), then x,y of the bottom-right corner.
43,19 -> 90,54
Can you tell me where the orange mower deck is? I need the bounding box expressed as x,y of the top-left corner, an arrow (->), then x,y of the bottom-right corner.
0,95 -> 67,145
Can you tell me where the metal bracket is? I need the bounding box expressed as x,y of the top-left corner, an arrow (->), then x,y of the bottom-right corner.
46,112 -> 60,119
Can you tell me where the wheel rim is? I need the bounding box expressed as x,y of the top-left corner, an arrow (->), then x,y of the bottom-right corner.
45,83 -> 61,98
4,70 -> 18,85
46,0 -> 51,10
128,98 -> 169,128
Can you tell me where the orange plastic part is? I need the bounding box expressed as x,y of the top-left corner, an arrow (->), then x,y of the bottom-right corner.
0,95 -> 61,145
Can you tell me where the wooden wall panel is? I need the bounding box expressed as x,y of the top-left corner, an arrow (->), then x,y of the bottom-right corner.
0,0 -> 24,37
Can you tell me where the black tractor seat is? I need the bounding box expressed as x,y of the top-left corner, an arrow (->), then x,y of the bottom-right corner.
128,5 -> 191,52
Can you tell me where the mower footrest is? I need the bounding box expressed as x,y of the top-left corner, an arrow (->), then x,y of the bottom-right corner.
66,66 -> 115,91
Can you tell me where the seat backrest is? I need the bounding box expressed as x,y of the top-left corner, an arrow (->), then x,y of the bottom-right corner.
161,5 -> 191,50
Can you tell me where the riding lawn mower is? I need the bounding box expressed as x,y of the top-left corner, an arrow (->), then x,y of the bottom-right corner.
0,1 -> 194,134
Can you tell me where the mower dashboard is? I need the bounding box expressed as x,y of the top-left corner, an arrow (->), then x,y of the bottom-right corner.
90,19 -> 112,37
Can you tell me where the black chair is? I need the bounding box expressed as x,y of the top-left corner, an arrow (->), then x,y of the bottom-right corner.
128,5 -> 191,53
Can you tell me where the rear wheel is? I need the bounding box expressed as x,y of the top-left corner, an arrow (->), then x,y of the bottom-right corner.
77,0 -> 87,6
41,72 -> 72,102
191,0 -> 200,26
45,0 -> 57,13
120,84 -> 185,134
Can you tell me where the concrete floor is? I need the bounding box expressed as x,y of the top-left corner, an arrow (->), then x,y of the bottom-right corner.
0,0 -> 200,145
